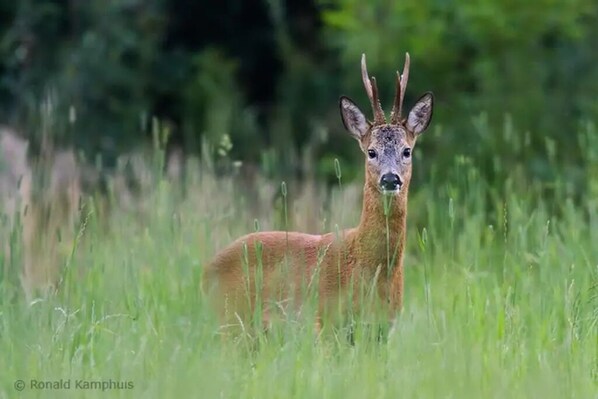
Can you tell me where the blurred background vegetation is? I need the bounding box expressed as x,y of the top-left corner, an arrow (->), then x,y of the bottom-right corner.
1,2 -> 597,392
1,0 -> 598,190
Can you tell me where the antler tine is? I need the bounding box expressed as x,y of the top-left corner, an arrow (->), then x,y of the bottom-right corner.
390,52 -> 411,124
361,54 -> 373,100
370,76 -> 385,125
361,53 -> 386,125
398,53 -> 411,119
389,70 -> 402,124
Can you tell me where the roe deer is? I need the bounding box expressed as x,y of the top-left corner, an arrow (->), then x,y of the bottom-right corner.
204,53 -> 434,332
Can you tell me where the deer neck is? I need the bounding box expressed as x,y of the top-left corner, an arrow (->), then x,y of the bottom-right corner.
353,180 -> 408,273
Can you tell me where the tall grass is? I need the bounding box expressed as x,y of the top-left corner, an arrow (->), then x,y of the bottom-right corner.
0,120 -> 597,398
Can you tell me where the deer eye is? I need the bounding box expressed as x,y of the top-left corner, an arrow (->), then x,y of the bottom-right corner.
402,148 -> 411,158
368,149 -> 377,159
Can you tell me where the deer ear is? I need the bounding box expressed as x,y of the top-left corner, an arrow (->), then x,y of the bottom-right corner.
406,92 -> 434,136
339,96 -> 368,141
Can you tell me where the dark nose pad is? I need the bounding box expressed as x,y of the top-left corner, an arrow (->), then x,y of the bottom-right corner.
380,173 -> 402,191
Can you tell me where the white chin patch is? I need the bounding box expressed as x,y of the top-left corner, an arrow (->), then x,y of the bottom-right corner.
381,188 -> 400,195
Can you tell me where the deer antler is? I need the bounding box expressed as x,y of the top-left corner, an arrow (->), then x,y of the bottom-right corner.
390,52 -> 410,125
361,54 -> 385,125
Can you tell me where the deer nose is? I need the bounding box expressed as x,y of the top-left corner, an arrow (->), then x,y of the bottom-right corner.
380,173 -> 402,191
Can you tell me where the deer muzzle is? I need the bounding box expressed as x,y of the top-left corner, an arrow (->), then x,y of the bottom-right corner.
380,173 -> 402,192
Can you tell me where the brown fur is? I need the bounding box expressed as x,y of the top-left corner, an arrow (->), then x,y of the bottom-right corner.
203,53 -> 434,331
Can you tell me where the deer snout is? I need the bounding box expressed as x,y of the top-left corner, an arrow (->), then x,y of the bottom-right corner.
380,173 -> 402,191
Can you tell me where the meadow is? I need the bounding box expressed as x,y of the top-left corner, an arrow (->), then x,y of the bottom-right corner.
0,121 -> 597,399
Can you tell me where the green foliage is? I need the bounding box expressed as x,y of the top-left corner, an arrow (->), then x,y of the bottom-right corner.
182,49 -> 262,163
2,3 -> 598,395
1,0 -> 164,165
1,140 -> 597,397
321,0 -> 598,185
2,0 -> 598,185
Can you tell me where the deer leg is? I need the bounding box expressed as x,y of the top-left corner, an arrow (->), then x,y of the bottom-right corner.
389,267 -> 404,315
261,301 -> 274,334
314,312 -> 322,336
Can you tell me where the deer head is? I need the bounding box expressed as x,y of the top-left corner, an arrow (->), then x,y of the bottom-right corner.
340,53 -> 434,196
